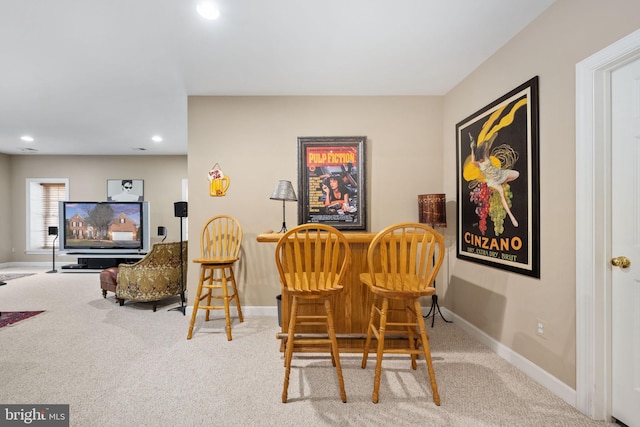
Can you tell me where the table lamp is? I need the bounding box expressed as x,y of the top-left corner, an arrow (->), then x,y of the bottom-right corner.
270,180 -> 297,233
418,193 -> 451,327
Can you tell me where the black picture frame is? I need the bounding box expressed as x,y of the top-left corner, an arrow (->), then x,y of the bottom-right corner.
297,136 -> 366,231
455,77 -> 540,278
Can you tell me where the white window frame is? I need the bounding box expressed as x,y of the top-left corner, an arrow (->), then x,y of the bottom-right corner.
26,178 -> 69,254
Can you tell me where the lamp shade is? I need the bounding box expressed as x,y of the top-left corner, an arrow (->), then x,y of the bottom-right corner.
270,180 -> 298,202
418,193 -> 447,227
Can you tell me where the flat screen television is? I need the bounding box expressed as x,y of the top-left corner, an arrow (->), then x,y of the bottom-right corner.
59,201 -> 150,254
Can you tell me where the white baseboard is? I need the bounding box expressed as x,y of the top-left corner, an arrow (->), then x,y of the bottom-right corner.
440,307 -> 576,408
0,262 -> 50,268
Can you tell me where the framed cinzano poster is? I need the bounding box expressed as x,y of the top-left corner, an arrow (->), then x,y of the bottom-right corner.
297,136 -> 366,231
456,77 -> 540,278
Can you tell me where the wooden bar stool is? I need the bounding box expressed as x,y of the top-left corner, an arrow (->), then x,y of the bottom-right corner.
275,224 -> 352,403
360,222 -> 444,405
187,215 -> 243,341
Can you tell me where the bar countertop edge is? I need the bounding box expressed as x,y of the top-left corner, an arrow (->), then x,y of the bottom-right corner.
256,231 -> 378,243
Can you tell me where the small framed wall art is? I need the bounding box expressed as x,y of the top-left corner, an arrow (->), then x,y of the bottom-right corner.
107,179 -> 144,201
297,136 -> 366,231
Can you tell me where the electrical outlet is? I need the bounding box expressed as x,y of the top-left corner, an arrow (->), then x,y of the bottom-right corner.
536,319 -> 546,339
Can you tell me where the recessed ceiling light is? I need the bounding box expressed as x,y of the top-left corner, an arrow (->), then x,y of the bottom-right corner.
197,1 -> 220,20
151,135 -> 163,142
20,135 -> 34,142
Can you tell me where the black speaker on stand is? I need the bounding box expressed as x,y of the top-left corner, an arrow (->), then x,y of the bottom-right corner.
170,202 -> 187,315
157,226 -> 167,242
47,226 -> 58,274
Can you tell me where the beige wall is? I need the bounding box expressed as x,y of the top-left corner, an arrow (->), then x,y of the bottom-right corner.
6,155 -> 187,263
187,96 -> 443,309
442,0 -> 640,389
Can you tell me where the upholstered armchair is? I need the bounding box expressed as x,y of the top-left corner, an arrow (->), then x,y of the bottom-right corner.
115,241 -> 188,311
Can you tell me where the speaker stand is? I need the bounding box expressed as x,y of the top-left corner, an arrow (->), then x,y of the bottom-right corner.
169,216 -> 186,315
47,235 -> 58,274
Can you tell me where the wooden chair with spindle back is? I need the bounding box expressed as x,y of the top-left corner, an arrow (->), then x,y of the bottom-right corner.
187,215 -> 243,341
275,223 -> 352,403
360,222 -> 444,405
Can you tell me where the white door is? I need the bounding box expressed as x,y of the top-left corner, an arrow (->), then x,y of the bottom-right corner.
611,56 -> 640,427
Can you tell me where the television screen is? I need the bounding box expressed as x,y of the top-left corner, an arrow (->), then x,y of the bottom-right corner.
59,201 -> 150,254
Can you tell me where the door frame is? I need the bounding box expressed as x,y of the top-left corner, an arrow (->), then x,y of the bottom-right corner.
576,28 -> 640,420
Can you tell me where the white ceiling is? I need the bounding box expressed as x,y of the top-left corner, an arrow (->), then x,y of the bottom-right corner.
0,0 -> 555,156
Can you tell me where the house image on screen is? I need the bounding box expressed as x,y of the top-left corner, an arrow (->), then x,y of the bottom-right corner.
67,212 -> 138,242
109,213 -> 139,241
69,213 -> 87,239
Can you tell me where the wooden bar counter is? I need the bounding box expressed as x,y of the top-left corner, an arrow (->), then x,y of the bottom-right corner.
258,231 -> 405,353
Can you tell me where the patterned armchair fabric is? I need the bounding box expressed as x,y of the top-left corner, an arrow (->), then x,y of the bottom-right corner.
116,241 -> 188,307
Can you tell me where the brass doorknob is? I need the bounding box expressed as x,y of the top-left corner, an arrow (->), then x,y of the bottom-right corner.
611,256 -> 631,268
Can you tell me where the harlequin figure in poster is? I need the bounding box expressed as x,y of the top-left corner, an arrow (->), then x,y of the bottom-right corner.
469,132 -> 520,227
463,98 -> 525,236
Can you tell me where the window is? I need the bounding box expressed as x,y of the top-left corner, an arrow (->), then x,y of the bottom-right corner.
26,179 -> 69,252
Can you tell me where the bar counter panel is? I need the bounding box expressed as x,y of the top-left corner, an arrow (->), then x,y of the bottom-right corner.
257,231 -> 407,352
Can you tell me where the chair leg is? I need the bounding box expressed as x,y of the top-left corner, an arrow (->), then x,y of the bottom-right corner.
415,299 -> 440,406
372,297 -> 389,403
324,298 -> 347,403
205,268 -> 213,322
362,295 -> 378,369
221,271 -> 232,341
187,267 -> 206,340
282,296 -> 299,403
229,268 -> 243,323
102,289 -> 107,298
406,299 -> 418,370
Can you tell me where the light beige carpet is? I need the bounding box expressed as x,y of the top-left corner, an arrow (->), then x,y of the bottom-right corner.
0,267 -> 615,427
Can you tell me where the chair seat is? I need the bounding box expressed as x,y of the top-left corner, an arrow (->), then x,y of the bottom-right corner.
193,256 -> 238,265
282,274 -> 344,296
360,273 -> 436,298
